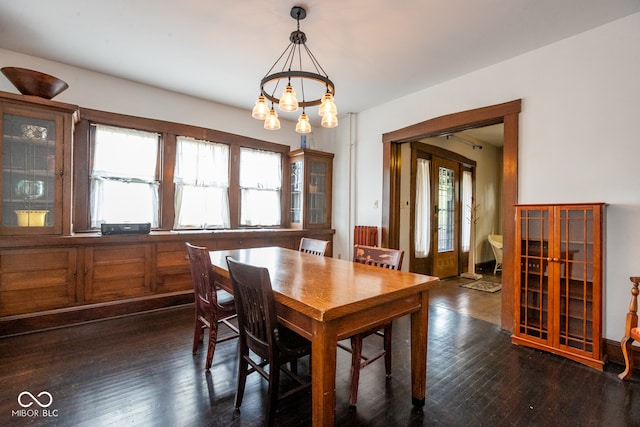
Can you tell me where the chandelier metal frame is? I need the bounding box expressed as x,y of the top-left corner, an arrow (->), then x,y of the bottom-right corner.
258,6 -> 336,108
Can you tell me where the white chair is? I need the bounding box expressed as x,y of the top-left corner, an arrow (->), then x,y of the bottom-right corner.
488,234 -> 503,274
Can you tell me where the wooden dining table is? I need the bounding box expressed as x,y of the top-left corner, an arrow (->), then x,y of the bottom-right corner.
209,246 -> 439,426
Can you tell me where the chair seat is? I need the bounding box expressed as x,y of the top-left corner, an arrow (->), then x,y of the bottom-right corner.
276,324 -> 311,358
631,327 -> 640,340
217,288 -> 234,306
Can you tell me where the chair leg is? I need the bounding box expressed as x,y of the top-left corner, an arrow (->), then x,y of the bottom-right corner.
192,319 -> 203,355
265,363 -> 280,427
619,336 -> 636,380
205,321 -> 219,371
235,354 -> 249,409
349,335 -> 363,406
383,324 -> 392,376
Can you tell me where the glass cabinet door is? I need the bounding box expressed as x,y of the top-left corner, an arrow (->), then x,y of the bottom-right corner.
517,206 -> 551,342
290,159 -> 303,225
557,206 -> 595,353
288,149 -> 333,229
308,158 -> 327,226
1,108 -> 62,234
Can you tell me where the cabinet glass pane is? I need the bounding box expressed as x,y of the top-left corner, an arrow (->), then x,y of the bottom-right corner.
558,207 -> 594,352
290,160 -> 302,224
2,113 -> 56,227
308,160 -> 326,225
518,208 -> 550,340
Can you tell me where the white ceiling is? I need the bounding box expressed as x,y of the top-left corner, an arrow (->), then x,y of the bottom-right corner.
1,0 -> 639,135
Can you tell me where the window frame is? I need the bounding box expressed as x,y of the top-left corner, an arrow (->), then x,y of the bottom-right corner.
73,108 -> 290,232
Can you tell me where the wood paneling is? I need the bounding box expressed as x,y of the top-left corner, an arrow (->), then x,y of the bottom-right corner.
0,247 -> 77,316
0,229 -> 333,336
84,244 -> 152,302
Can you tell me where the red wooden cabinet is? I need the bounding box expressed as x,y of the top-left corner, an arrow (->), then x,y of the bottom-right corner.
512,203 -> 605,370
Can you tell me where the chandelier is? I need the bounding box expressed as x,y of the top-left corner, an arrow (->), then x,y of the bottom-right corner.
251,6 -> 338,133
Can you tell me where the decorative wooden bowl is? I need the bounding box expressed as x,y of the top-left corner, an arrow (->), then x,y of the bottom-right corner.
1,67 -> 68,99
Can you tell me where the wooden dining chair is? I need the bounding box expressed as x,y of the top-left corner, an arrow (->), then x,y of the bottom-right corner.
298,237 -> 330,256
185,242 -> 239,371
619,276 -> 640,380
339,244 -> 404,406
226,256 -> 311,427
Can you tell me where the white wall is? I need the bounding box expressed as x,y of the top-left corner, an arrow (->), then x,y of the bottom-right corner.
0,49 -> 309,149
349,13 -> 640,340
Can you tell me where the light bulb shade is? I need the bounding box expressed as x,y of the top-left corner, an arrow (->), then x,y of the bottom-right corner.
318,92 -> 337,116
252,95 -> 269,120
321,112 -> 338,128
279,84 -> 299,112
264,108 -> 281,130
295,112 -> 312,134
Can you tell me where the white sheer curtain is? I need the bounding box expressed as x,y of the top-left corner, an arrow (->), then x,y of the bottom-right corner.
239,148 -> 282,226
461,170 -> 473,252
90,125 -> 159,228
415,158 -> 431,258
173,137 -> 230,229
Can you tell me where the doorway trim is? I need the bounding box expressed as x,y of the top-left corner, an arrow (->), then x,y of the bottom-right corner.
381,100 -> 521,331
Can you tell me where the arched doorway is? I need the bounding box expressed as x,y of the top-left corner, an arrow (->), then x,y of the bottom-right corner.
381,100 -> 521,331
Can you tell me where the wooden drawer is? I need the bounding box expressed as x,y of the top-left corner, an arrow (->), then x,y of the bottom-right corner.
84,244 -> 152,302
0,247 -> 77,316
155,241 -> 193,292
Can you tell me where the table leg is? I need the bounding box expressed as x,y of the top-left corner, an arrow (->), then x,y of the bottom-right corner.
411,290 -> 429,406
311,320 -> 337,426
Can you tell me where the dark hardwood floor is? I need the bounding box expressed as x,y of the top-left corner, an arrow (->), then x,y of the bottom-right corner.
429,272 -> 503,326
2,278 -> 640,426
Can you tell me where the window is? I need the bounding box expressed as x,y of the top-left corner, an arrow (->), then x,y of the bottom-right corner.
90,125 -> 160,228
75,108 -> 291,232
239,147 -> 282,226
173,136 -> 230,229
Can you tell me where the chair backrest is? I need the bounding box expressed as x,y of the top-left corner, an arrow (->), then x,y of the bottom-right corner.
298,237 -> 330,256
226,256 -> 278,359
488,234 -> 503,262
353,244 -> 404,270
186,242 -> 218,313
354,226 -> 378,246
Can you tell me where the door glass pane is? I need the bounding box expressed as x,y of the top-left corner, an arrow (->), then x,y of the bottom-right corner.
437,166 -> 454,252
2,113 -> 56,227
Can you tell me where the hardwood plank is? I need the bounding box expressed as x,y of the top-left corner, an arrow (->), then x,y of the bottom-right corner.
1,303 -> 639,425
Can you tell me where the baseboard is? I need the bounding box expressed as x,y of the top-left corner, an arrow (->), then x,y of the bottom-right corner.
603,338 -> 640,370
0,291 -> 194,337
